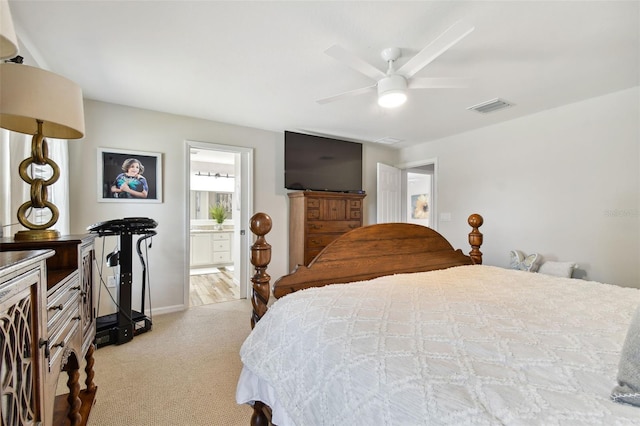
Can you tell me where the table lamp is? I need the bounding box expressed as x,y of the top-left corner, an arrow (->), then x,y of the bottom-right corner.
0,61 -> 85,240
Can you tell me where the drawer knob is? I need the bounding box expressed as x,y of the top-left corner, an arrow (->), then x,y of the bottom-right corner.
52,341 -> 65,349
70,286 -> 81,291
73,316 -> 82,321
49,304 -> 64,311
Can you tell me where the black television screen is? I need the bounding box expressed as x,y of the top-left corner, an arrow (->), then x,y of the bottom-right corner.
285,131 -> 363,193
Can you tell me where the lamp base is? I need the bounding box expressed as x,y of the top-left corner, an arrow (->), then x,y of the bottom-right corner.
14,229 -> 61,241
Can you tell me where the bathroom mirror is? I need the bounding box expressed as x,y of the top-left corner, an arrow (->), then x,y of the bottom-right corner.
190,191 -> 233,220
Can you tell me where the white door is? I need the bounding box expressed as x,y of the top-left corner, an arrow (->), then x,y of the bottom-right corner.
376,162 -> 402,223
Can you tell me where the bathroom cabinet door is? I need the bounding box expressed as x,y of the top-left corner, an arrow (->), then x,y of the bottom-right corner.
191,233 -> 214,266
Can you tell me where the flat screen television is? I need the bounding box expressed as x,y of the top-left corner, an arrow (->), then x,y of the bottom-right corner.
284,131 -> 363,193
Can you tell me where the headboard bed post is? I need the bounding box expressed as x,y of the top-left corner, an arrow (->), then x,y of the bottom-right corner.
249,213 -> 272,329
468,214 -> 484,264
248,213 -> 484,328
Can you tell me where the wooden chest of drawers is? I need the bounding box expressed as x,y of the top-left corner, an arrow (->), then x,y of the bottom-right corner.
288,191 -> 366,271
0,235 -> 97,426
0,250 -> 51,426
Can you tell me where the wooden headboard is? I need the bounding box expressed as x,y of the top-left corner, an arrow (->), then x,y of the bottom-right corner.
249,213 -> 483,328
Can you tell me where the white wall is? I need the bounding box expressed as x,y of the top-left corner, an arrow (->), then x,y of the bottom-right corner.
399,87 -> 640,288
69,100 -> 287,314
68,100 -> 395,313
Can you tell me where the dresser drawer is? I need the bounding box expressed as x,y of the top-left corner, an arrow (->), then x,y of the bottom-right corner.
213,240 -> 231,251
213,252 -> 231,263
48,304 -> 81,371
307,221 -> 360,234
213,232 -> 230,241
307,199 -> 320,220
47,273 -> 81,331
306,234 -> 340,248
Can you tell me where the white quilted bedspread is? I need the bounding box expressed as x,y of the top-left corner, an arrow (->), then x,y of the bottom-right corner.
237,265 -> 640,425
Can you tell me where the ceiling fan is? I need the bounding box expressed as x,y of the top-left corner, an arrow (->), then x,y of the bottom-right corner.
317,21 -> 474,108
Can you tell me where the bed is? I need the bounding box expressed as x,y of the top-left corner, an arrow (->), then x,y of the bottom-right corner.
237,213 -> 640,425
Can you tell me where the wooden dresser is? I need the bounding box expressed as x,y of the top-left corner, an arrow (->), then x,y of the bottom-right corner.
0,235 -> 97,426
288,191 -> 366,271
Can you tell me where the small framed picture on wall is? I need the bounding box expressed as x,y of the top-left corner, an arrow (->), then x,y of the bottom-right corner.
411,193 -> 429,220
98,148 -> 163,203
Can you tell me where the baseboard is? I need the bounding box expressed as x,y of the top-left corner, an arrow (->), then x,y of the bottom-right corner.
149,304 -> 186,315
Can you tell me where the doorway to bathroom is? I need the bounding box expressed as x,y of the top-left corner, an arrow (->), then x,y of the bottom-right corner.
186,141 -> 253,308
377,159 -> 437,229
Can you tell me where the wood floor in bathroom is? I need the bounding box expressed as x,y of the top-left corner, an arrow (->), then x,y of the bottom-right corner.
189,266 -> 239,307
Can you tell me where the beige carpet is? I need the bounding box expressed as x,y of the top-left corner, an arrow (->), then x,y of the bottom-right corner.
88,299 -> 254,425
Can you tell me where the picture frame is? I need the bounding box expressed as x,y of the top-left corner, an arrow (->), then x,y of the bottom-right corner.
411,193 -> 429,220
98,148 -> 163,203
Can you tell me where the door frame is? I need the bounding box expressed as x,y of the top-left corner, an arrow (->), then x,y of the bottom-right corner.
184,140 -> 254,305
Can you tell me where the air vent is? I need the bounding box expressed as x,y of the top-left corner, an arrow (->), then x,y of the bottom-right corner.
374,137 -> 402,145
467,98 -> 513,114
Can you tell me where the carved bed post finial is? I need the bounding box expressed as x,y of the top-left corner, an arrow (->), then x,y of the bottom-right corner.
250,213 -> 272,329
468,214 -> 484,265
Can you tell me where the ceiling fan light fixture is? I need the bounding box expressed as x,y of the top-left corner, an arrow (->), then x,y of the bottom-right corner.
377,75 -> 407,108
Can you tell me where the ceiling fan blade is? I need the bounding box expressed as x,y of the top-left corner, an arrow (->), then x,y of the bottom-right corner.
324,45 -> 386,81
398,21 -> 475,79
408,77 -> 471,89
316,84 -> 376,105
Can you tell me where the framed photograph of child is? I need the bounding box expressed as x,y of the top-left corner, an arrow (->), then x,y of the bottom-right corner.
98,148 -> 163,203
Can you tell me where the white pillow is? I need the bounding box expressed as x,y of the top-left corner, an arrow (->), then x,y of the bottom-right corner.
611,305 -> 640,407
538,261 -> 577,278
509,250 -> 541,272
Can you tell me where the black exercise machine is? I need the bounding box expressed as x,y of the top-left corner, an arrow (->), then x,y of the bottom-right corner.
87,217 -> 157,347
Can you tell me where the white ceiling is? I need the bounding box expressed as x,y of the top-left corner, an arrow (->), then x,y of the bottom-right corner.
7,1 -> 639,149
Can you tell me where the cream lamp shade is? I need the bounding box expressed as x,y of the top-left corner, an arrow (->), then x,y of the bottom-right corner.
0,0 -> 19,60
0,63 -> 85,138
